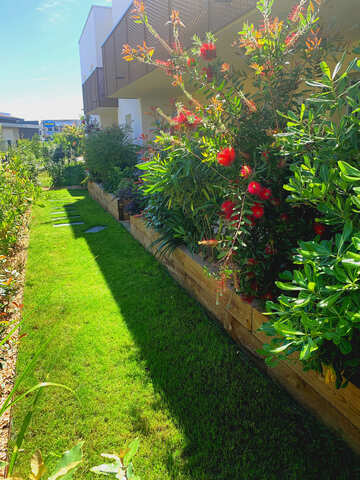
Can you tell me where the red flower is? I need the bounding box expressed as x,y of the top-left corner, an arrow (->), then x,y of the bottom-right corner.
289,3 -> 304,22
265,244 -> 276,255
261,151 -> 269,160
259,187 -> 272,200
187,57 -> 196,67
241,294 -> 255,304
263,292 -> 274,300
172,109 -> 201,129
247,258 -> 257,265
280,213 -> 289,222
221,200 -> 236,219
313,223 -> 325,236
217,147 -> 236,167
248,181 -> 262,195
240,165 -> 252,178
221,200 -> 235,212
251,203 -> 264,219
200,42 -> 216,60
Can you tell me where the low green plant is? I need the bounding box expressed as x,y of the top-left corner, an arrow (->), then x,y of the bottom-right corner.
4,442 -> 83,480
91,439 -> 140,479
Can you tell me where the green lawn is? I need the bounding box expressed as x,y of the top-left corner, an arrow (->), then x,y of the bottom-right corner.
12,189 -> 360,479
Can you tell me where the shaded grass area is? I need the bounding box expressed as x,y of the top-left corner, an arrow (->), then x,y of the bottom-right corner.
12,189 -> 360,479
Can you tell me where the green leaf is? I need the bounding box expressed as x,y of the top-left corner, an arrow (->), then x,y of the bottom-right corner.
48,443 -> 83,480
338,161 -> 360,182
270,342 -> 295,354
320,61 -> 331,79
275,281 -> 304,291
124,439 -> 140,467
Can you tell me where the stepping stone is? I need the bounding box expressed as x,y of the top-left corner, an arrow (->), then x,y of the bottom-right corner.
85,226 -> 107,233
53,222 -> 84,228
52,216 -> 81,221
51,211 -> 79,215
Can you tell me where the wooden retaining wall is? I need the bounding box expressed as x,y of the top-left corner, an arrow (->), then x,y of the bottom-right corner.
88,181 -> 120,220
129,214 -> 360,454
88,181 -> 130,221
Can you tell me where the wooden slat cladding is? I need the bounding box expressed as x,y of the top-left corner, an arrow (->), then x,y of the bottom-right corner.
82,68 -> 117,115
102,0 -> 255,97
114,20 -> 129,90
171,0 -> 209,48
103,34 -> 118,98
127,14 -> 148,82
209,0 -> 256,32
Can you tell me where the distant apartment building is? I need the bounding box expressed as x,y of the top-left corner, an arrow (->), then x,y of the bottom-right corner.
0,113 -> 39,149
79,0 -> 360,141
40,119 -> 81,139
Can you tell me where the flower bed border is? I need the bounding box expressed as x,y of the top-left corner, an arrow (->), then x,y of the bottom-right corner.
88,181 -> 130,221
129,215 -> 360,454
86,181 -> 360,453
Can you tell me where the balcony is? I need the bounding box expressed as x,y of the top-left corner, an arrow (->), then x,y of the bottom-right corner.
82,67 -> 118,115
102,0 -> 257,98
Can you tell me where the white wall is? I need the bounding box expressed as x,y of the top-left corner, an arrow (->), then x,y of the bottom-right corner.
118,99 -> 143,142
79,6 -> 113,84
2,127 -> 20,148
112,0 -> 133,27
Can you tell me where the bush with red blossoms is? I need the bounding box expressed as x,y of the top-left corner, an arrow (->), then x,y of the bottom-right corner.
124,0 -> 328,305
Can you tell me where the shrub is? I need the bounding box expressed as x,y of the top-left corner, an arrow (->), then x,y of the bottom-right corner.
45,161 -> 86,188
261,56 -> 360,387
84,126 -> 138,192
0,150 -> 40,253
125,0 -> 325,298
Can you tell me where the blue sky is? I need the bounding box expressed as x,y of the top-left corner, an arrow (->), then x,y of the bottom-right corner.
0,0 -> 111,120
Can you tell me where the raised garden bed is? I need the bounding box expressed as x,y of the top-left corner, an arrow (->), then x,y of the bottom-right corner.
88,181 -> 130,221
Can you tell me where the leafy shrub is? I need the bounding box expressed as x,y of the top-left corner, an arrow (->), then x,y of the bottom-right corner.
45,161 -> 86,188
261,56 -> 360,387
84,126 -> 138,191
0,152 -> 39,253
125,0 -> 326,299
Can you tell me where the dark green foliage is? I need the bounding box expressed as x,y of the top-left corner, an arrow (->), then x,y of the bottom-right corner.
262,56 -> 360,386
84,127 -> 138,191
45,161 -> 86,188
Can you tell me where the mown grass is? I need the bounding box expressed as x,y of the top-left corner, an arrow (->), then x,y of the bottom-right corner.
11,189 -> 360,479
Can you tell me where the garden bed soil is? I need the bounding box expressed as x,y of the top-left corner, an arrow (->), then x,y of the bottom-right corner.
129,214 -> 360,455
0,215 -> 31,479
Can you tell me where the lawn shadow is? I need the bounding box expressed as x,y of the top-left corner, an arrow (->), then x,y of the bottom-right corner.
67,189 -> 360,480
